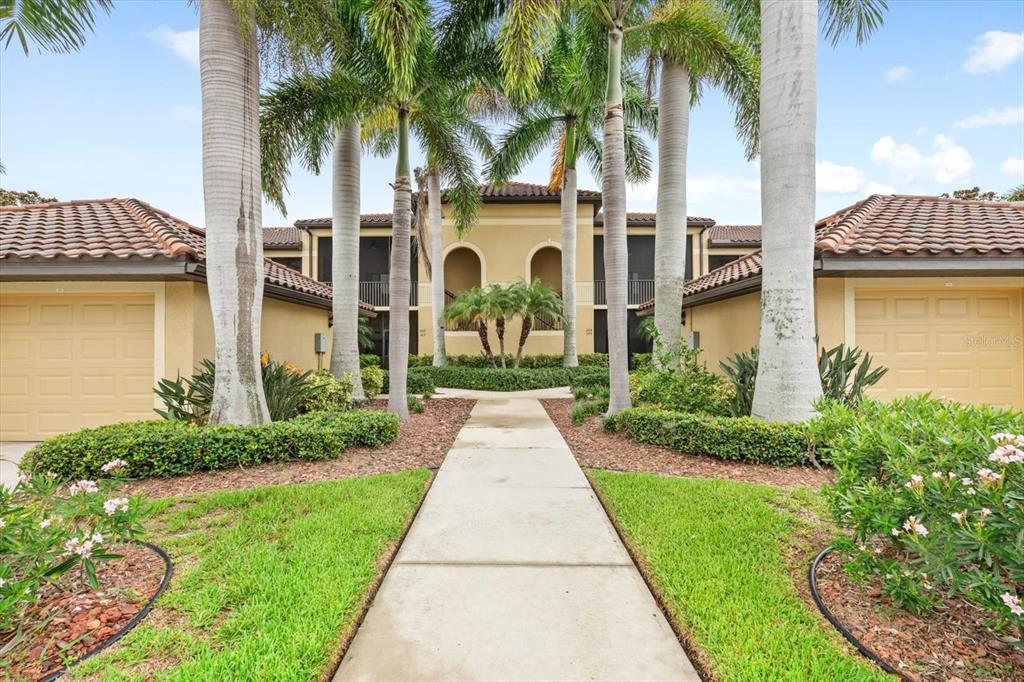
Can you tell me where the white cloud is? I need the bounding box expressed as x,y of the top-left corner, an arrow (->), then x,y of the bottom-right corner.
146,25 -> 199,68
871,134 -> 973,184
627,173 -> 761,212
963,31 -> 1024,74
816,161 -> 865,193
953,106 -> 1024,129
864,181 -> 896,196
884,65 -> 912,83
914,126 -> 928,137
1002,157 -> 1024,176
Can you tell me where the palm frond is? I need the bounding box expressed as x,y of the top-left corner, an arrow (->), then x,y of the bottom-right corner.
0,0 -> 111,55
820,0 -> 888,47
366,0 -> 430,99
486,115 -> 561,184
498,0 -> 561,101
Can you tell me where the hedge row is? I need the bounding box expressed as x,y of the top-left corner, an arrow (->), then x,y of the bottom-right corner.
604,406 -> 810,466
411,366 -> 608,391
381,369 -> 436,396
407,353 -> 609,369
21,410 -> 399,480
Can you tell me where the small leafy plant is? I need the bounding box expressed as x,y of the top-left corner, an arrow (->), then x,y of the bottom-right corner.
630,346 -> 732,417
0,462 -> 146,643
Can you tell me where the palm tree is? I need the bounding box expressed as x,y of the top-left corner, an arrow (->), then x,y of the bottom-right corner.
444,286 -> 497,364
510,278 -> 564,367
486,283 -> 517,368
750,0 -> 885,422
262,5 -> 494,420
199,0 -> 270,425
0,0 -> 111,54
635,0 -> 758,367
487,8 -> 656,368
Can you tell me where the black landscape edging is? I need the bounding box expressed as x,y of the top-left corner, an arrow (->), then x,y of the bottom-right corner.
40,541 -> 173,682
808,546 -> 908,680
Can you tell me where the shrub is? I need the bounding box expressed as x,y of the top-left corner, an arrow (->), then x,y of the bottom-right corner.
154,355 -> 314,423
381,369 -> 436,396
413,366 -> 607,391
299,371 -> 354,413
720,344 -> 888,416
823,395 -> 1024,632
407,395 -> 425,414
0,464 -> 146,635
360,354 -> 381,368
407,353 -> 609,369
631,353 -> 653,371
361,365 -> 385,400
571,386 -> 609,424
604,406 -> 811,466
21,411 -> 399,480
629,348 -> 732,416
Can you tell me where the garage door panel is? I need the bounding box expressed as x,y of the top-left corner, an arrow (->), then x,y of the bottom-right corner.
0,294 -> 155,440
857,288 -> 1023,409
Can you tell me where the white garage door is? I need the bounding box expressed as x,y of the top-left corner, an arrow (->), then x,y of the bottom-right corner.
0,294 -> 155,440
855,288 -> 1023,409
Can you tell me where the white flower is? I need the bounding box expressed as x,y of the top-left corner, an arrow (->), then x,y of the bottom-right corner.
961,477 -> 973,486
91,532 -> 104,544
0,519 -> 5,529
992,433 -> 1024,448
874,546 -> 883,555
989,444 -> 1024,465
0,577 -> 5,588
103,497 -> 129,516
951,510 -> 966,522
858,543 -> 868,552
904,474 -> 925,491
63,537 -> 94,558
1002,592 -> 1024,616
931,471 -> 944,479
17,473 -> 29,485
947,471 -> 957,479
68,480 -> 99,496
39,519 -> 51,529
978,468 -> 1002,485
979,507 -> 992,518
965,487 -> 977,496
891,528 -> 901,537
100,459 -> 128,473
903,515 -> 929,536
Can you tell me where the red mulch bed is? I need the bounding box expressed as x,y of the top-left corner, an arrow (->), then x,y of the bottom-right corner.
541,398 -> 830,488
128,399 -> 476,498
3,543 -> 167,682
811,550 -> 1024,681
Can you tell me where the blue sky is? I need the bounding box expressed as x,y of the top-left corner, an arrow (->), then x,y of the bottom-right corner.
1,0 -> 1022,227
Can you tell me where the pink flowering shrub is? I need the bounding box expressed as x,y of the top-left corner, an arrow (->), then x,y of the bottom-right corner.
0,462 -> 146,637
824,395 -> 1023,636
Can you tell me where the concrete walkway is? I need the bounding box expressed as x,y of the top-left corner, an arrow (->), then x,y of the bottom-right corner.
335,395 -> 698,682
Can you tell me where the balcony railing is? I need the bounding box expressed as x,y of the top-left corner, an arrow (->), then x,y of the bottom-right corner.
593,279 -> 654,306
359,281 -> 418,308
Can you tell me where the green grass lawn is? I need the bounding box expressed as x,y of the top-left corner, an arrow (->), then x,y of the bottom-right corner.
74,470 -> 431,681
588,470 -> 891,682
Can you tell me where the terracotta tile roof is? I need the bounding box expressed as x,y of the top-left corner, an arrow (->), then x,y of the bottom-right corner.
294,213 -> 393,229
0,198 -> 372,309
638,194 -> 1024,310
594,211 -> 716,227
476,181 -> 602,200
708,224 -> 761,245
815,194 -> 1024,256
263,226 -> 302,249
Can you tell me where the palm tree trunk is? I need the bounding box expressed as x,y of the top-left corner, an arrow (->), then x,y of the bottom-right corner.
330,119 -> 365,400
495,316 -> 507,368
602,24 -> 631,415
561,119 -> 578,368
751,0 -> 823,422
199,0 -> 269,425
515,316 -> 532,367
428,170 -> 446,366
477,321 -> 493,359
388,106 -> 412,420
654,55 -> 689,369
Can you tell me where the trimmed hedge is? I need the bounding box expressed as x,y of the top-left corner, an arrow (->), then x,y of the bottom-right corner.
381,369 -> 436,396
604,406 -> 811,466
413,366 -> 608,391
360,354 -> 381,368
21,410 -> 399,480
407,353 -> 609,369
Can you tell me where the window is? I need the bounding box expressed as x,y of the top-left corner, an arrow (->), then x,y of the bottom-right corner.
270,256 -> 302,272
709,254 -> 740,271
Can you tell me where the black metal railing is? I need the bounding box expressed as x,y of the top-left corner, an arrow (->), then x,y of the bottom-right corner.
359,281 -> 418,307
593,279 -> 653,306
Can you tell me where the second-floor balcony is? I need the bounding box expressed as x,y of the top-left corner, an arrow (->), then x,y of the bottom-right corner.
593,279 -> 654,306
360,281 -> 418,308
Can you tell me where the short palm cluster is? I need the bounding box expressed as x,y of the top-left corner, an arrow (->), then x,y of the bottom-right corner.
445,279 -> 564,368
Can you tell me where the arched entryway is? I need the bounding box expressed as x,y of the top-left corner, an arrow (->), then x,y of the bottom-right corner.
444,246 -> 483,294
528,245 -> 561,292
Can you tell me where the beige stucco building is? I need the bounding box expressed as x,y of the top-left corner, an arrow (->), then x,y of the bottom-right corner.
640,194 -> 1024,409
